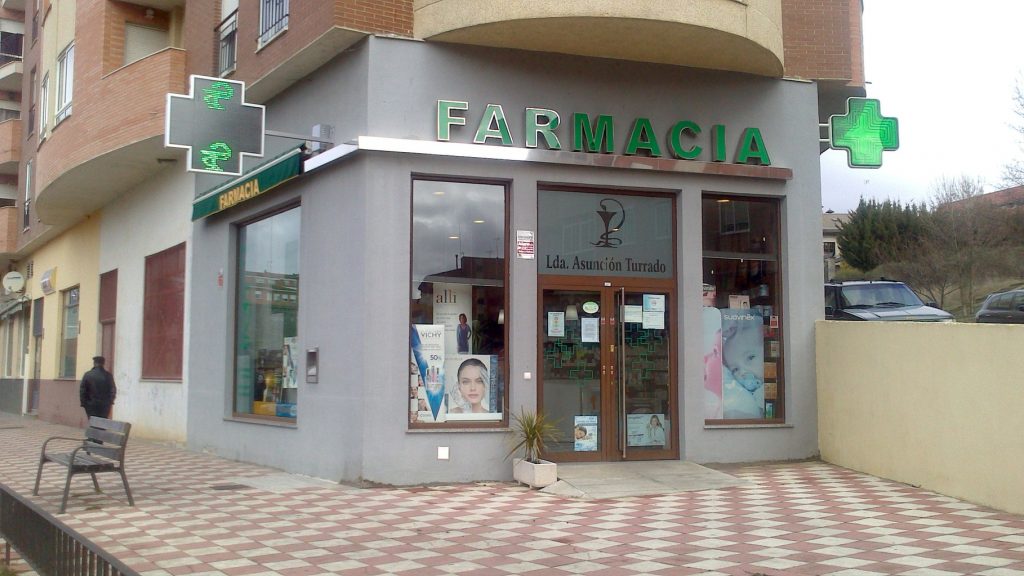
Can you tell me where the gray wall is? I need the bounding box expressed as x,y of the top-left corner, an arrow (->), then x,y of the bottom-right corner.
188,36 -> 825,485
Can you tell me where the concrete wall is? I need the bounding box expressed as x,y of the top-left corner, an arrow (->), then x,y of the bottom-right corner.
98,164 -> 193,443
189,37 -> 824,485
817,321 -> 1024,516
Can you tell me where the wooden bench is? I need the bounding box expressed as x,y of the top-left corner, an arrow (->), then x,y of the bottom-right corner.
32,417 -> 135,514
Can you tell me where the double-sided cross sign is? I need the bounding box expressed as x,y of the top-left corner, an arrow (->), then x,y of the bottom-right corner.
165,75 -> 265,175
828,97 -> 899,169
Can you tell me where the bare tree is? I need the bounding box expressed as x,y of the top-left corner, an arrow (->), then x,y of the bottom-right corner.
928,176 -> 1017,317
1002,76 -> 1024,186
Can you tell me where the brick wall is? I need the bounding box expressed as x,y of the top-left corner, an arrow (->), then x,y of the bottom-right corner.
781,0 -> 864,85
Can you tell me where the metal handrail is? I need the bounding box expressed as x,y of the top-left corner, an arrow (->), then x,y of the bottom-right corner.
217,9 -> 238,76
0,483 -> 140,576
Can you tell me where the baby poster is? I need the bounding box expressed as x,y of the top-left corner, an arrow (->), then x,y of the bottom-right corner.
574,415 -> 598,451
721,309 -> 765,419
702,307 -> 724,420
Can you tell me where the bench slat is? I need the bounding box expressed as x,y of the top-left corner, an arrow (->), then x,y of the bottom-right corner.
88,417 -> 130,434
86,428 -> 127,446
85,445 -> 124,461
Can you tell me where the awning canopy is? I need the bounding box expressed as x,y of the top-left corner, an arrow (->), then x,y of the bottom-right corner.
192,147 -> 304,220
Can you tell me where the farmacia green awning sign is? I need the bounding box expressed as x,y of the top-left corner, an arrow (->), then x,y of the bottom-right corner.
436,100 -> 772,166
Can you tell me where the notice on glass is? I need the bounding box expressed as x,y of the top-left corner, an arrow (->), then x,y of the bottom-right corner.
581,317 -> 600,342
516,230 -> 535,259
623,305 -> 643,323
574,415 -> 598,451
547,311 -> 565,337
643,294 -> 665,312
642,311 -> 664,330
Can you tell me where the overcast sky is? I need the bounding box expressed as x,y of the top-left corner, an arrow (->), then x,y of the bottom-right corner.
820,1 -> 1023,213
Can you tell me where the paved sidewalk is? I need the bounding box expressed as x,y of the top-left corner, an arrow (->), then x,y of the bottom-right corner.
1,415 -> 1023,576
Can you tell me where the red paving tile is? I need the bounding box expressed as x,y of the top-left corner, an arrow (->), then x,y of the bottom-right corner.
2,415 -> 1024,576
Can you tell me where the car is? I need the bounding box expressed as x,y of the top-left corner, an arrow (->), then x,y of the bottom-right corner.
975,289 -> 1024,324
824,280 -> 954,322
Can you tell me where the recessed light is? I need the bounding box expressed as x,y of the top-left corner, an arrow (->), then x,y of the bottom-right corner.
473,219 -> 485,224
433,191 -> 445,196
449,235 -> 460,240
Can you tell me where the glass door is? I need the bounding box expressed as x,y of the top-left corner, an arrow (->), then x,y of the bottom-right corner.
540,283 -> 676,462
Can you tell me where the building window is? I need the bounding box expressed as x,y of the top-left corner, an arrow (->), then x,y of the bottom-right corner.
258,0 -> 288,47
702,195 -> 783,423
824,241 -> 836,258
23,160 -> 31,229
143,243 -> 185,380
234,206 -> 300,420
59,287 -> 79,379
2,308 -> 27,378
0,31 -> 23,66
217,9 -> 237,76
55,43 -> 73,123
38,73 -> 47,135
410,179 -> 507,428
27,68 -> 35,135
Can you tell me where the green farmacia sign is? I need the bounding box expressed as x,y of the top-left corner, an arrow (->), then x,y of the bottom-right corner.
437,100 -> 771,165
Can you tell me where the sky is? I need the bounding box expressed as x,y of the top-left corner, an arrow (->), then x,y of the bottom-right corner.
820,1 -> 1024,213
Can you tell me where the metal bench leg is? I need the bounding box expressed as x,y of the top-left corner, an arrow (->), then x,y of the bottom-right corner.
119,468 -> 134,506
90,473 -> 101,493
60,467 -> 74,514
33,457 -> 45,495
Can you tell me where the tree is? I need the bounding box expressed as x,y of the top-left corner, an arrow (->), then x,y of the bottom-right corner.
926,176 -> 1018,317
1003,76 -> 1024,186
836,198 -> 925,273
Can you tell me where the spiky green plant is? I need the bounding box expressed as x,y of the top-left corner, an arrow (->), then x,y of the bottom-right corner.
506,408 -> 560,464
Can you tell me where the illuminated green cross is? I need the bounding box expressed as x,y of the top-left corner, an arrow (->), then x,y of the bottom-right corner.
166,75 -> 265,175
829,98 -> 899,168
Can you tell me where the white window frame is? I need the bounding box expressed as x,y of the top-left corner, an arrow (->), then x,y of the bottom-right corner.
258,0 -> 289,48
55,42 -> 73,123
38,73 -> 47,135
23,159 -> 31,230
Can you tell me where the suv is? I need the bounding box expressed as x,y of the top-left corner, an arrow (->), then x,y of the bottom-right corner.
824,280 -> 954,322
975,289 -> 1024,324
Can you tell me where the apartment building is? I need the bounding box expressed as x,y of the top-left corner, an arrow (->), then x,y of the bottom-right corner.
0,0 -> 865,485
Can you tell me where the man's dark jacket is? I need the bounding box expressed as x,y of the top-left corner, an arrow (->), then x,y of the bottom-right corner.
80,366 -> 116,414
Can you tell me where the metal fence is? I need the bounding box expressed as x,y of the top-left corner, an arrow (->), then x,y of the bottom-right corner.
218,9 -> 238,76
0,483 -> 140,576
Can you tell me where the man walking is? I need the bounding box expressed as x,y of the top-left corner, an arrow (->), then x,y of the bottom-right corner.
80,356 -> 116,420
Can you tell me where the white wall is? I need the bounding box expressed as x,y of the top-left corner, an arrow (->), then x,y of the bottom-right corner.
98,165 -> 194,443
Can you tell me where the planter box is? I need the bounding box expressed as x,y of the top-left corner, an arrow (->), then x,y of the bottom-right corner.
513,458 -> 557,488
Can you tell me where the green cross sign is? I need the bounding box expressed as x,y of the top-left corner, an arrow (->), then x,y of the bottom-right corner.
829,97 -> 899,168
165,75 -> 265,175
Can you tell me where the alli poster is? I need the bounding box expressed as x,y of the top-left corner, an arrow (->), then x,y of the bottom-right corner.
432,282 -> 473,354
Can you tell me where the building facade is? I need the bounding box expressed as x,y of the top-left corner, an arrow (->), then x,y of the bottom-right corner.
0,0 -> 866,484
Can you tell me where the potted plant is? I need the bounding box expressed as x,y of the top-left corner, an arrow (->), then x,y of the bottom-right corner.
507,408 -> 560,488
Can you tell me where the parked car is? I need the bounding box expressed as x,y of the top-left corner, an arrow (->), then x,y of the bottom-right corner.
975,289 -> 1024,324
824,280 -> 954,322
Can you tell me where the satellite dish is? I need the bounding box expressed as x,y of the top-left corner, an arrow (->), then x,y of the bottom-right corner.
2,271 -> 24,294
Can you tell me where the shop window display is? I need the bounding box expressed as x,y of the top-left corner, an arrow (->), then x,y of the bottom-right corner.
701,196 -> 783,422
410,179 -> 507,428
233,206 -> 300,420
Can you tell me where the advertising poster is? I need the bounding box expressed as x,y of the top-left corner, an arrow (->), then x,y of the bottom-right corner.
702,307 -> 724,419
432,282 -> 473,354
721,309 -> 765,419
626,413 -> 668,447
581,317 -> 600,342
574,415 -> 598,451
547,311 -> 565,337
410,324 -> 446,421
444,354 -> 502,421
281,336 -> 298,389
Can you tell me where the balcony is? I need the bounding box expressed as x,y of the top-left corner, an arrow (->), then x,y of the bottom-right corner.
0,118 -> 21,175
413,0 -> 784,77
0,0 -> 24,10
35,48 -> 187,227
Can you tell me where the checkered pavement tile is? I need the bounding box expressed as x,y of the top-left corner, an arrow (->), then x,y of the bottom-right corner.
1,416 -> 1023,576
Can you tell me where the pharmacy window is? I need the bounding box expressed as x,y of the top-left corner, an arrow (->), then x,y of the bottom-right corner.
701,195 -> 783,423
410,178 -> 507,429
233,205 -> 300,421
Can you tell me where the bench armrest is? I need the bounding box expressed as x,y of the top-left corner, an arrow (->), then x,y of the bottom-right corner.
40,435 -> 86,455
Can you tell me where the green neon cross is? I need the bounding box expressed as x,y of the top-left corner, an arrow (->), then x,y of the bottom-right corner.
829,98 -> 899,168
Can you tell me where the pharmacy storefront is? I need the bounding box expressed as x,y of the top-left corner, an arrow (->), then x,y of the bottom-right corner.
187,36 -> 823,485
